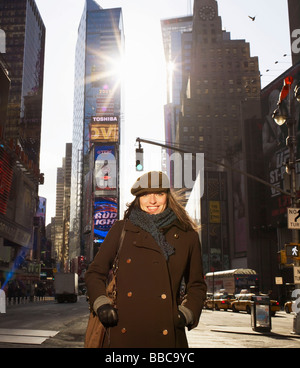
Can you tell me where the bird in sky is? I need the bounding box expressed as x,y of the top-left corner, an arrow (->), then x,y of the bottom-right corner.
248,15 -> 256,21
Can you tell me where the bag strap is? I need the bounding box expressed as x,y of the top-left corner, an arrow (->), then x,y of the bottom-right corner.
111,220 -> 126,275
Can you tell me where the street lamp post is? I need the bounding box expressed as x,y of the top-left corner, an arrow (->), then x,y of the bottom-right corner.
273,76 -> 300,334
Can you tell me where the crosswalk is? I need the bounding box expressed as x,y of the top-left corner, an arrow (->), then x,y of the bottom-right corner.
0,328 -> 59,345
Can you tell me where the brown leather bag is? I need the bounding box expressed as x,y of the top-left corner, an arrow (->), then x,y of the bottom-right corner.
84,223 -> 126,348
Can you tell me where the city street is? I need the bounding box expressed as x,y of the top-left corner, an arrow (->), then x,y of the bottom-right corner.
0,295 -> 89,348
188,308 -> 300,348
0,296 -> 299,349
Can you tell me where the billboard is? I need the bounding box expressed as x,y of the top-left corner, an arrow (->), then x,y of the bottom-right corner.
35,197 -> 46,227
90,116 -> 119,143
90,123 -> 119,142
36,197 -> 46,218
94,197 -> 118,244
94,145 -> 117,191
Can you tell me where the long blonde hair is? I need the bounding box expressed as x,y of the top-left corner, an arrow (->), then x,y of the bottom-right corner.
124,189 -> 199,232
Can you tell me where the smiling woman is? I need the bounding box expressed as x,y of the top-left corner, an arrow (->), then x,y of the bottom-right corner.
139,192 -> 167,214
84,170 -> 207,348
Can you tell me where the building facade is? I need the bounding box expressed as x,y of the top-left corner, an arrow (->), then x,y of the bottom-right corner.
260,63 -> 300,290
0,0 -> 45,290
171,0 -> 262,275
69,0 -> 124,263
161,16 -> 193,183
0,0 -> 45,168
53,143 -> 72,271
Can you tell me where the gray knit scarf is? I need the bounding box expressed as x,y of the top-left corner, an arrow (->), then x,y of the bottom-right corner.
129,207 -> 177,260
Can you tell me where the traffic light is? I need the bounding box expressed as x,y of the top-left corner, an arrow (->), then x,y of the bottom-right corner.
285,243 -> 300,259
135,148 -> 144,171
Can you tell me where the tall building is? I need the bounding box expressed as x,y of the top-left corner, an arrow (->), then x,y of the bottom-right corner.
53,143 -> 72,271
69,0 -> 124,263
161,16 -> 193,182
0,0 -> 45,289
171,0 -> 262,274
180,0 -> 260,163
54,167 -> 64,267
161,16 -> 193,106
0,0 -> 45,169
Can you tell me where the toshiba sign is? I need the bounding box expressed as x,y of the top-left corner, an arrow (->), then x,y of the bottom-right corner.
91,116 -> 118,122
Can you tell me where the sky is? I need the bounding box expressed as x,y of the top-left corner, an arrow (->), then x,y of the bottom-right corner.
35,0 -> 292,225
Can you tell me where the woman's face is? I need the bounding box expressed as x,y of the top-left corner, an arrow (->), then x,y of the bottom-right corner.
139,192 -> 167,215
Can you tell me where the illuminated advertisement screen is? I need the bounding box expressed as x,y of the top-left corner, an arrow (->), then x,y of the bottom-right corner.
90,116 -> 119,143
94,145 -> 117,191
36,197 -> 46,218
94,197 -> 118,243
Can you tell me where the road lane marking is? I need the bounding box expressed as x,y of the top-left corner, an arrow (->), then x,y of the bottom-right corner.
0,328 -> 59,345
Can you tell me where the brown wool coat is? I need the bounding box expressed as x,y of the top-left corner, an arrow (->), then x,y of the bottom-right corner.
84,219 -> 207,348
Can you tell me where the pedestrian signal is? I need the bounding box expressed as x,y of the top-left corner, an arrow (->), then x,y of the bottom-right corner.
285,243 -> 300,259
135,148 -> 144,171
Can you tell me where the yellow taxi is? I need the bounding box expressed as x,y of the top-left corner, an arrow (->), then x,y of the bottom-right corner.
230,293 -> 280,316
205,293 -> 232,311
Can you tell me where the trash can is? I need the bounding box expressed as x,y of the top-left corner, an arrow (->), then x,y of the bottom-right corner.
251,295 -> 271,332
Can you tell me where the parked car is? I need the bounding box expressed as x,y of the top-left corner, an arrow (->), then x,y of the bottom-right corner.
270,299 -> 280,315
231,294 -> 253,314
230,293 -> 280,316
205,293 -> 233,311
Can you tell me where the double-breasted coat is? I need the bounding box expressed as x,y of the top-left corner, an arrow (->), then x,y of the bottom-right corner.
85,218 -> 207,348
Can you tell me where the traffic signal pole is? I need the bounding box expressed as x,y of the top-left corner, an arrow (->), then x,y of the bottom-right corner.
285,92 -> 300,334
136,137 -> 292,197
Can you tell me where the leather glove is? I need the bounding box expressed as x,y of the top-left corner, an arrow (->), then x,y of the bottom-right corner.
97,304 -> 118,328
177,310 -> 187,329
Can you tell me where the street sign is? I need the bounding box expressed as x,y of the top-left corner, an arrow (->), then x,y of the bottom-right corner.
287,207 -> 300,229
293,266 -> 300,284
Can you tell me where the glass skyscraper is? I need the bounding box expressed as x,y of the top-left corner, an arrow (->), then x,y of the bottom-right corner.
161,16 -> 193,182
69,0 -> 124,262
0,0 -> 45,169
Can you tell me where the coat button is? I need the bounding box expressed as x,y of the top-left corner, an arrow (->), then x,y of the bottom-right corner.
127,291 -> 133,297
161,294 -> 167,299
174,233 -> 179,239
162,329 -> 168,335
126,258 -> 132,264
121,328 -> 127,334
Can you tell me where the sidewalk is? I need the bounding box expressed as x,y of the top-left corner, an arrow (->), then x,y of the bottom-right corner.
187,309 -> 300,348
